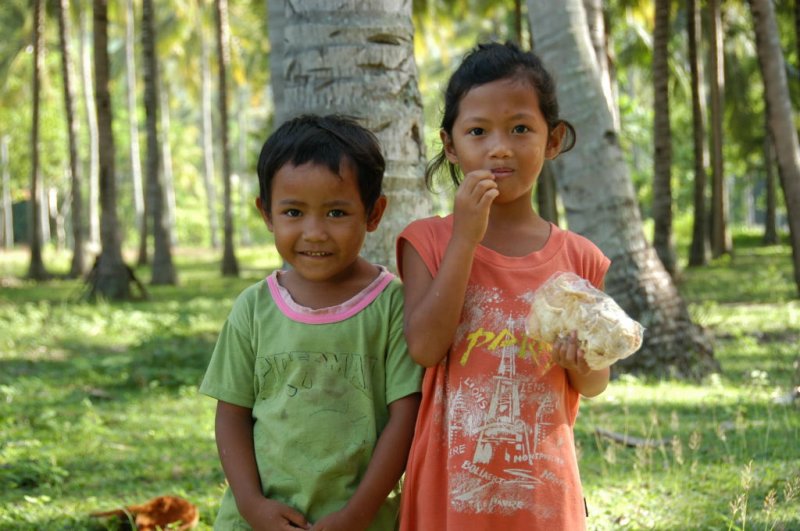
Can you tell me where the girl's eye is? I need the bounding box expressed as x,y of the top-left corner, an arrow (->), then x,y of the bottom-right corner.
512,125 -> 530,134
468,127 -> 485,136
328,209 -> 346,218
284,209 -> 302,217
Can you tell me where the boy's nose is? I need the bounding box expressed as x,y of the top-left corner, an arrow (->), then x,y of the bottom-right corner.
302,217 -> 328,241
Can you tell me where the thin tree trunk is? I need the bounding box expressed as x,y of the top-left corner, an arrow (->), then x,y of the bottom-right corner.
197,0 -> 219,249
528,0 -> 718,378
237,84 -> 251,246
28,0 -> 48,280
80,5 -> 100,250
749,0 -> 800,294
90,0 -> 131,300
583,0 -> 618,129
216,0 -> 239,276
126,0 -> 146,264
159,80 -> 177,247
536,163 -> 559,225
652,0 -> 676,276
1,136 -> 12,248
142,0 -> 176,285
709,0 -> 730,257
688,0 -> 709,267
763,119 -> 778,244
57,0 -> 86,277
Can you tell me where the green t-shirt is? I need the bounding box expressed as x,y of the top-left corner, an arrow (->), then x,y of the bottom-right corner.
200,270 -> 422,530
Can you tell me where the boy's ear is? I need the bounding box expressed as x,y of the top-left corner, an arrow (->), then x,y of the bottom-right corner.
366,195 -> 388,232
255,197 -> 274,231
441,129 -> 458,164
545,122 -> 567,159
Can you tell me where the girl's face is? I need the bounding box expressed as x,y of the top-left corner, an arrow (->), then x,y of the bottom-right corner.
258,160 -> 384,285
443,78 -> 564,204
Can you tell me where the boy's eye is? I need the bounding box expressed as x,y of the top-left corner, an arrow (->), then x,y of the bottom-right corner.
468,127 -> 485,136
512,125 -> 530,134
284,209 -> 302,217
327,209 -> 347,218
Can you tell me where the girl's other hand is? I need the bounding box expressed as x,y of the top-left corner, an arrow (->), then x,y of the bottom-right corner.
452,169 -> 499,246
551,330 -> 592,376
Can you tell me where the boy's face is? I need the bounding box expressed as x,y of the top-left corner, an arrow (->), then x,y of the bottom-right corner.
258,160 -> 385,285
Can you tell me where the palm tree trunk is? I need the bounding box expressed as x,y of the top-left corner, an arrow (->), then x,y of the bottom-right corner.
57,0 -> 86,277
197,0 -> 220,249
763,118 -> 778,245
159,80 -> 177,247
688,0 -> 709,267
652,0 -> 676,276
749,0 -> 800,295
91,0 -> 131,300
216,0 -> 239,276
28,0 -> 48,280
1,136 -> 12,248
273,0 -> 432,267
126,0 -> 146,263
142,0 -> 176,285
527,0 -> 718,378
80,5 -> 100,250
709,0 -> 730,258
583,0 -> 618,129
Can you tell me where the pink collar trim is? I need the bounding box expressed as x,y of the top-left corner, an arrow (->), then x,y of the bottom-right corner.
266,266 -> 394,324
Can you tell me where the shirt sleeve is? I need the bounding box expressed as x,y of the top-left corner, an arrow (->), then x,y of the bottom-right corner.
383,280 -> 423,404
199,289 -> 258,408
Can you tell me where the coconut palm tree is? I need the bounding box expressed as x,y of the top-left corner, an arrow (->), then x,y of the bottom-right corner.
687,0 -> 710,267
527,0 -> 718,378
88,0 -> 132,300
142,0 -> 176,285
748,0 -> 800,295
709,0 -> 731,258
651,0 -> 676,276
56,0 -> 85,277
269,0 -> 432,267
28,0 -> 48,281
216,0 -> 239,276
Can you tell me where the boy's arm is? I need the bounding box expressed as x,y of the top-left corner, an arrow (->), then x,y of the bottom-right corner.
310,393 -> 421,531
215,400 -> 311,530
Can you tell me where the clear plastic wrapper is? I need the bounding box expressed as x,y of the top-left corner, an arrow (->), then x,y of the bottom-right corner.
525,271 -> 644,370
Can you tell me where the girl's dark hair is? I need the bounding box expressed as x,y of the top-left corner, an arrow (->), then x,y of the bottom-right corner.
257,114 -> 385,214
427,41 -> 576,188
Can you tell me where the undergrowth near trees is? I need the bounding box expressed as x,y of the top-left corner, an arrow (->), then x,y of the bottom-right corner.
0,233 -> 797,530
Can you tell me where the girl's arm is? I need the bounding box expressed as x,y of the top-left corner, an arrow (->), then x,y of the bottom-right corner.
215,401 -> 310,530
551,331 -> 610,397
310,393 -> 421,531
402,170 -> 498,367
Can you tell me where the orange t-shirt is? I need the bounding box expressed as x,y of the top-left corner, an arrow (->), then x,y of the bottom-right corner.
397,215 -> 610,531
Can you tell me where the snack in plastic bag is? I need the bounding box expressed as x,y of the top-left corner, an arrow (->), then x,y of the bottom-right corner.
525,271 -> 643,370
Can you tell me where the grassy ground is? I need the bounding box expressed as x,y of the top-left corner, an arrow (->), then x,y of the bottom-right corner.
0,233 -> 798,530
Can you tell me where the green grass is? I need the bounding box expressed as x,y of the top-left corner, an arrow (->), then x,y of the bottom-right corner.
1,234 -> 798,530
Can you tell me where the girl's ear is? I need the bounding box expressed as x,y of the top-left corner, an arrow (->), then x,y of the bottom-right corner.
255,197 -> 274,232
366,195 -> 387,232
545,122 -> 567,159
441,129 -> 459,164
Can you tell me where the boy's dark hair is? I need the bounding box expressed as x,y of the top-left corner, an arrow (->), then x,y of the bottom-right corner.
257,114 -> 385,214
427,41 -> 576,188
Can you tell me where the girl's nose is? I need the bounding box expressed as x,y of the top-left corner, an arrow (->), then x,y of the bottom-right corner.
488,134 -> 512,158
